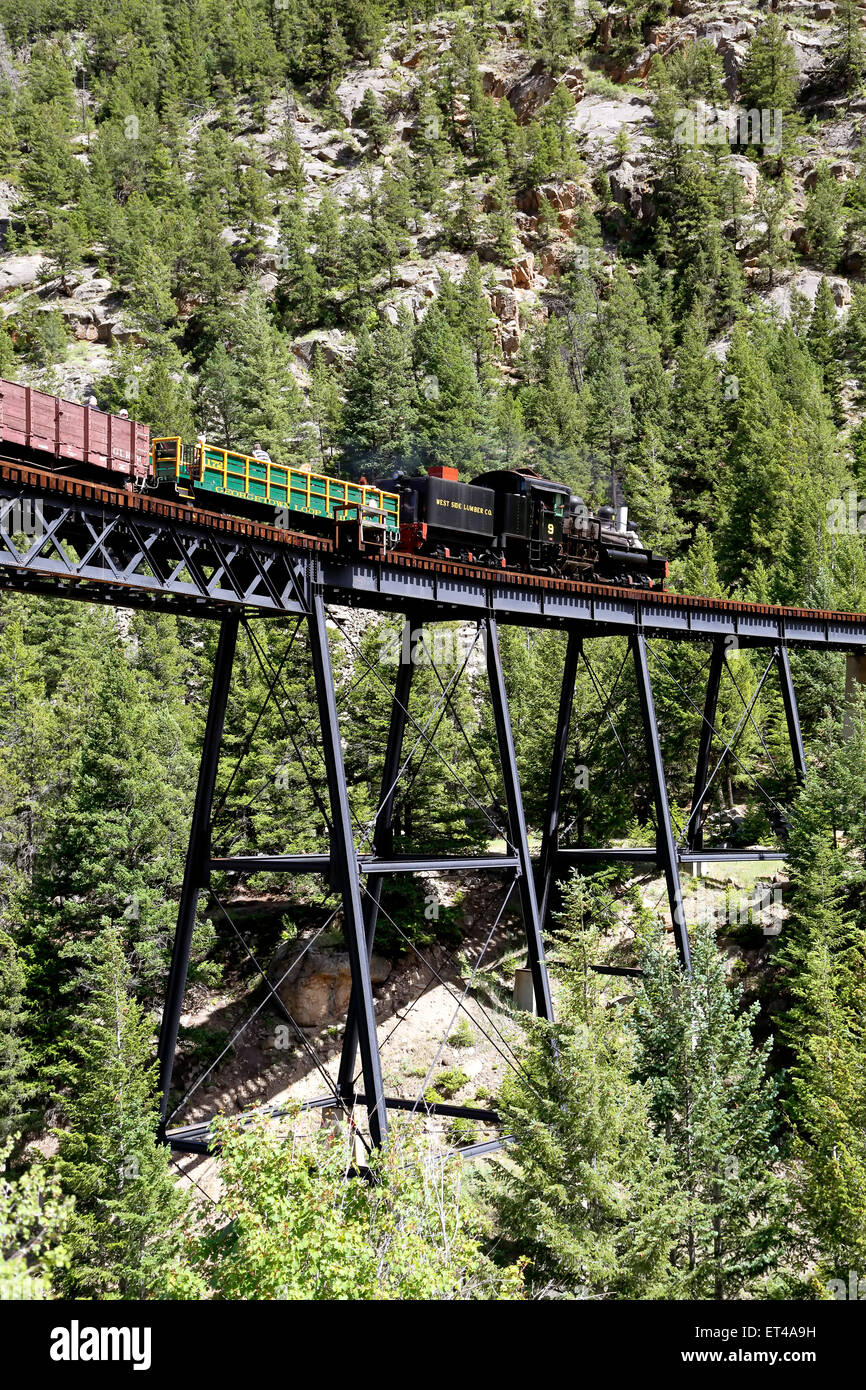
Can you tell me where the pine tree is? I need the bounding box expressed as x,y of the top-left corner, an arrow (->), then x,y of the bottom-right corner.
804,163 -> 845,272
308,354 -> 343,469
339,315 -> 417,474
138,351 -> 196,439
716,321 -> 799,580
780,779 -> 866,1281
807,278 -> 844,422
197,341 -> 242,445
670,302 -> 727,528
489,877 -> 682,1298
449,169 -> 481,252
230,284 -> 306,457
413,303 -> 484,475
310,193 -> 343,288
45,212 -> 85,294
21,609 -> 201,1023
275,113 -> 306,193
740,14 -> 799,114
490,390 -> 526,466
455,255 -> 497,390
755,173 -> 792,288
845,281 -> 866,394
587,340 -> 633,503
0,931 -> 34,1143
54,927 -> 191,1298
354,88 -> 389,157
626,422 -> 688,553
828,0 -> 866,94
485,165 -> 516,265
633,920 -> 790,1299
276,204 -> 322,332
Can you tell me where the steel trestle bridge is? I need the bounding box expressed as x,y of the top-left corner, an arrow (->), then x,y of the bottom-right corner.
1,456 -> 861,1158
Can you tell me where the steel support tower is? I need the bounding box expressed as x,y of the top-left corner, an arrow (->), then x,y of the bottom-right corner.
0,462 -> 830,1156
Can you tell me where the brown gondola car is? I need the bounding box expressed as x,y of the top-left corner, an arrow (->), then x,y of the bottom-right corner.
0,378 -> 150,483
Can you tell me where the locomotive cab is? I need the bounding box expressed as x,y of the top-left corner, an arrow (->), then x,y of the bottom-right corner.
470,467 -> 571,571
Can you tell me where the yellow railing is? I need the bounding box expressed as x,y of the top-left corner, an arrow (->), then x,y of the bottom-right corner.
153,438 -> 399,524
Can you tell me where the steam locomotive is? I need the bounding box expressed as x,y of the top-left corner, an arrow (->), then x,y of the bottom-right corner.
380,463 -> 667,587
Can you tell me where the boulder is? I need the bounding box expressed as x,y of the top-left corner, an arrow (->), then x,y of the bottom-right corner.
728,153 -> 760,204
291,327 -> 351,367
506,60 -> 557,124
490,286 -> 519,323
70,276 -> 112,301
540,242 -> 571,278
101,321 -> 143,346
499,320 -> 522,355
0,253 -> 48,293
609,162 -> 656,222
393,263 -> 423,287
788,30 -> 826,88
537,179 -> 581,210
804,160 -> 856,190
511,252 -> 535,288
830,277 -> 852,308
479,65 -> 509,99
276,948 -> 391,1029
560,66 -> 585,100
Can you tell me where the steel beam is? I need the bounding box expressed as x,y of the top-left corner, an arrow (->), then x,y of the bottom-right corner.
775,645 -> 806,781
556,846 -> 660,865
687,636 -> 726,851
338,614 -> 417,1100
157,615 -> 238,1133
631,632 -> 691,969
679,848 -> 785,864
208,852 -> 522,875
556,847 -> 786,867
485,615 -> 554,1020
536,631 -> 581,935
351,1094 -> 499,1123
307,592 -> 388,1147
209,853 -> 332,874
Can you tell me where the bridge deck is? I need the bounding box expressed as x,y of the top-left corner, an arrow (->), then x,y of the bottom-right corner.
1,456 -> 865,646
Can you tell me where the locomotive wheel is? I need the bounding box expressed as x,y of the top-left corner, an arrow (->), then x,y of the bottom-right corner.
476,550 -> 502,569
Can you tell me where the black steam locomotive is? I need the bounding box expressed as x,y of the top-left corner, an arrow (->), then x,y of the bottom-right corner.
378,464 -> 667,588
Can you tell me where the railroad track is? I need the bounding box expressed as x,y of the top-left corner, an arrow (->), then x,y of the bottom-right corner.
3,454 -> 865,628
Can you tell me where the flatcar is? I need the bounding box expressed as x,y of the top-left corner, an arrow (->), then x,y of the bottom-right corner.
0,378 -> 666,587
151,435 -> 401,557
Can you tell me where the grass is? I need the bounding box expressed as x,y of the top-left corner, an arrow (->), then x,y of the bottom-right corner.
426,1066 -> 470,1100
447,1017 -> 475,1048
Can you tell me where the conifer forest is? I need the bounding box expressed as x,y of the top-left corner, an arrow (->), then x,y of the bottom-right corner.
2,0 -> 866,1331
